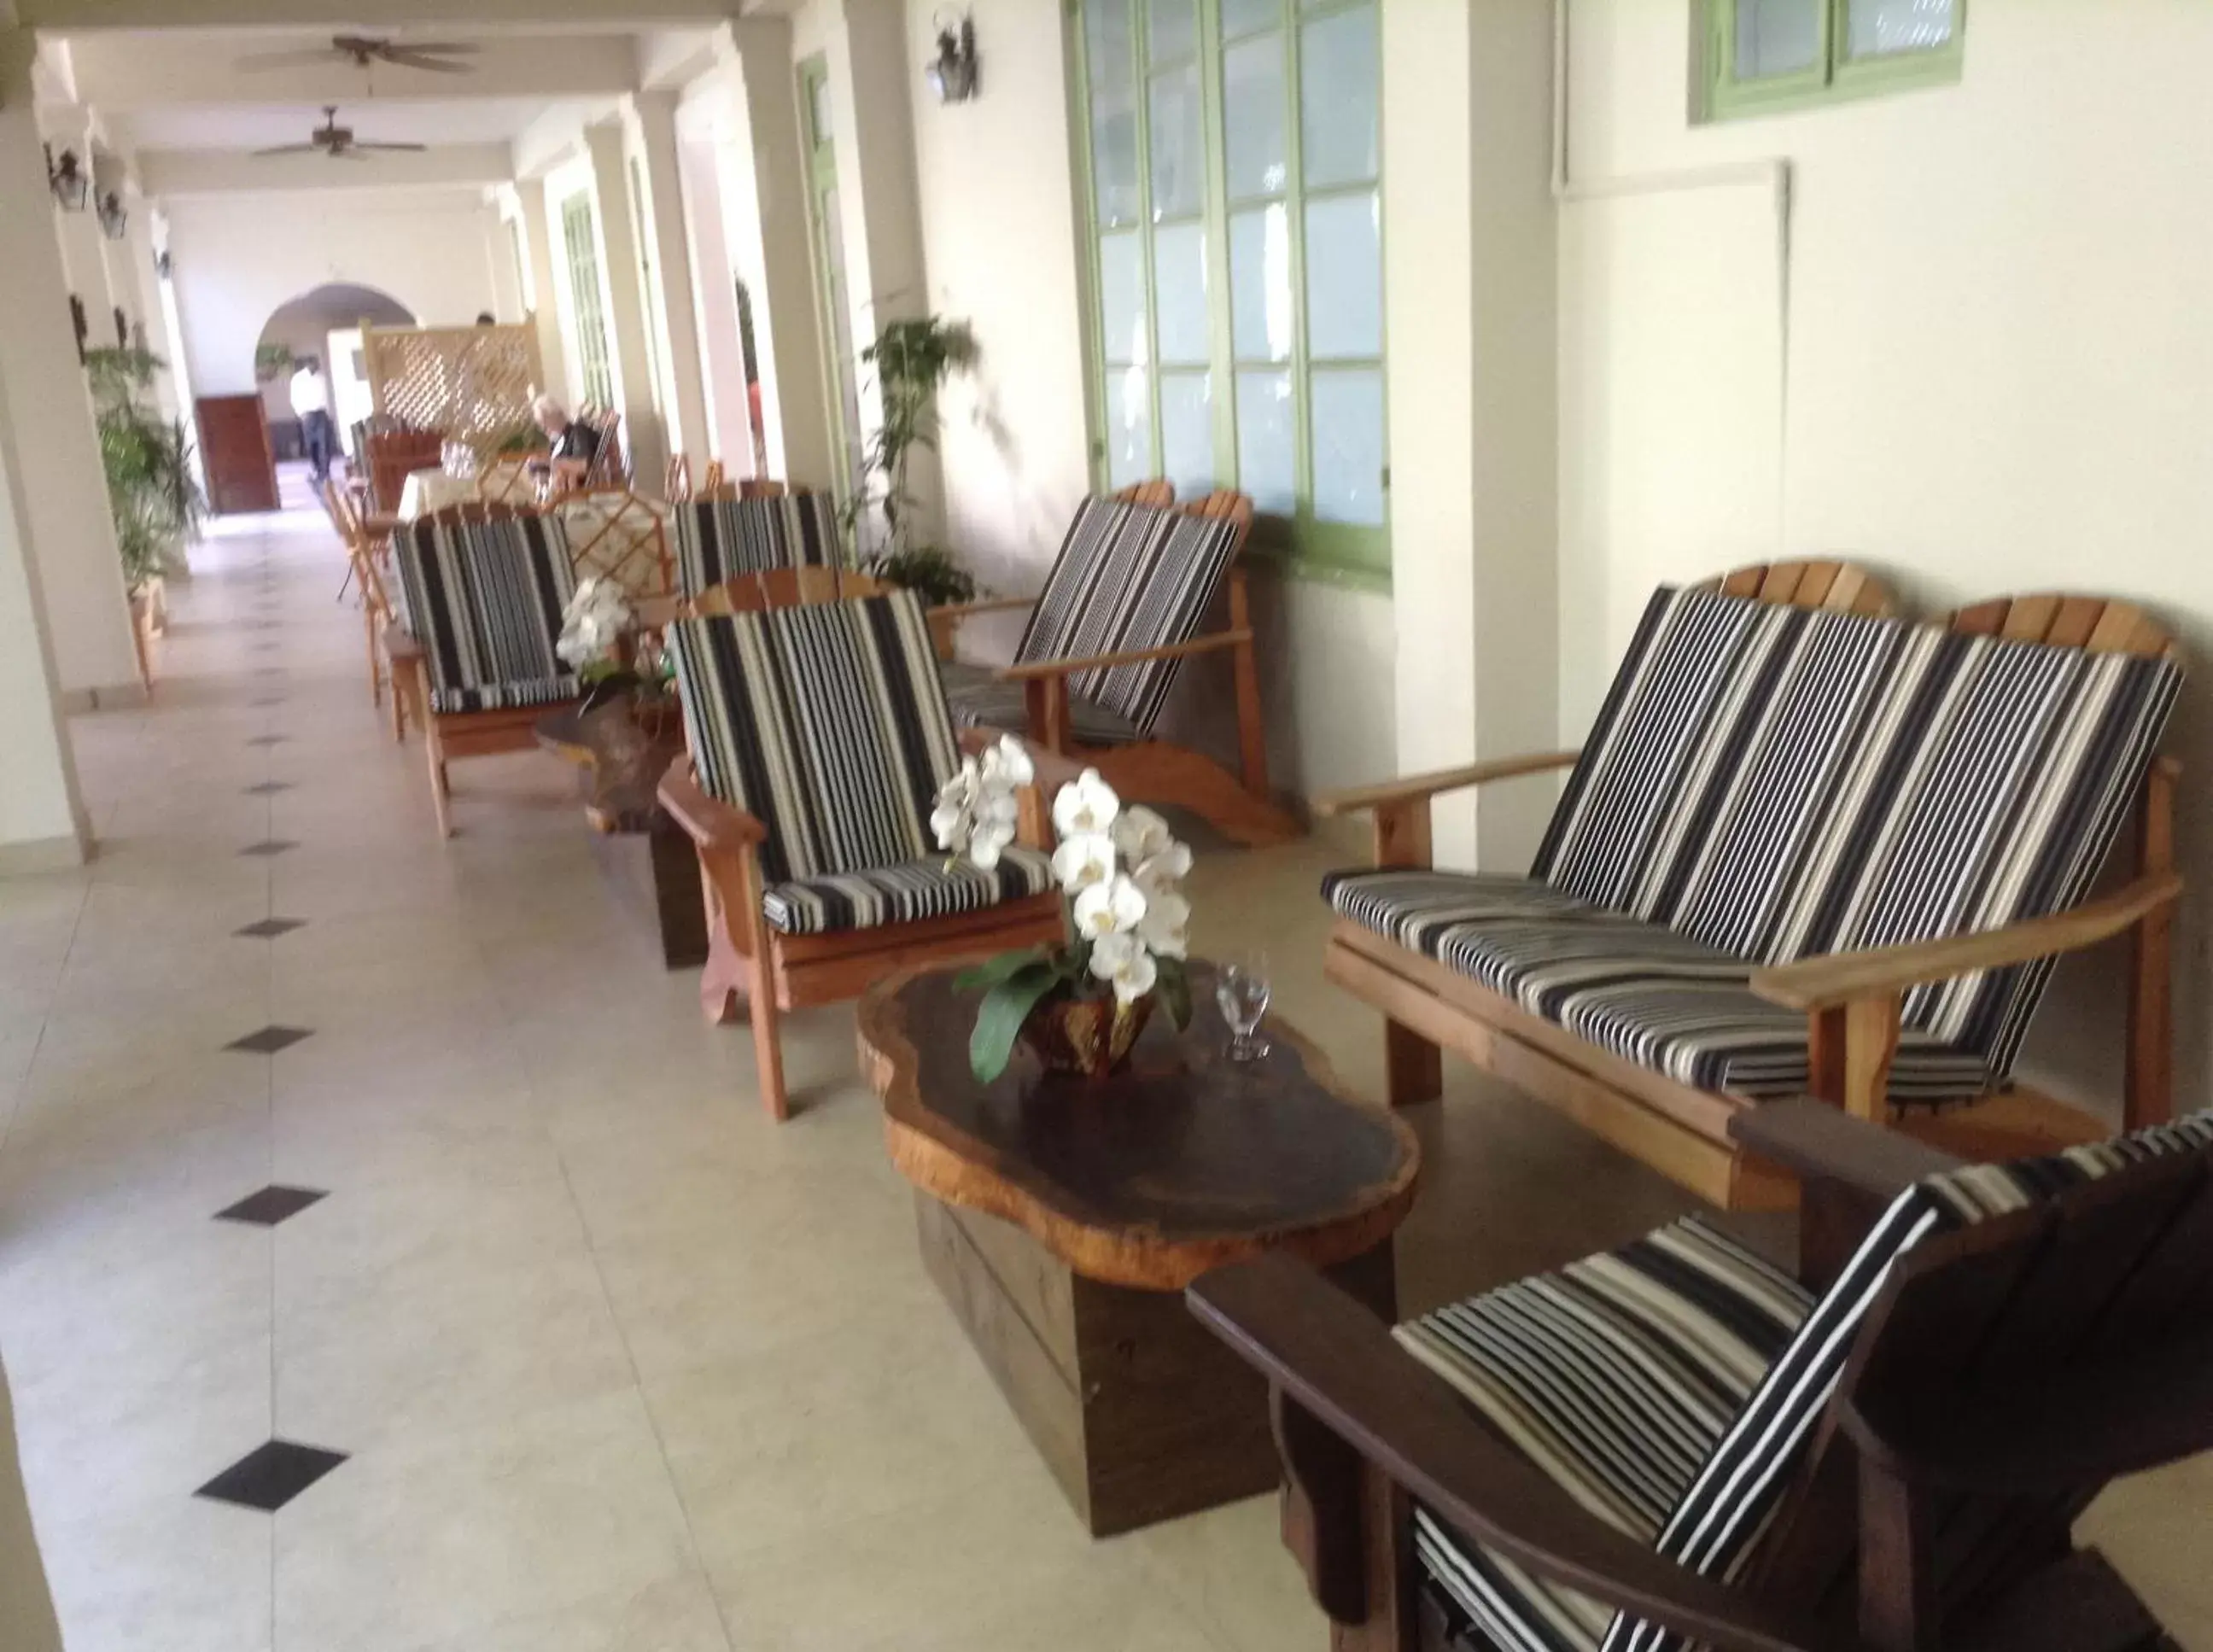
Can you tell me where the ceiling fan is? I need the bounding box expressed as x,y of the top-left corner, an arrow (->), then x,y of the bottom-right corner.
252,108 -> 427,161
236,34 -> 480,74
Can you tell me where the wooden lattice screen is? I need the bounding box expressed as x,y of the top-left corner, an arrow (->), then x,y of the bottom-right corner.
361,324 -> 544,455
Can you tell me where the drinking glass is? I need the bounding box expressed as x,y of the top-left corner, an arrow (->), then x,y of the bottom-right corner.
1216,952 -> 1272,1062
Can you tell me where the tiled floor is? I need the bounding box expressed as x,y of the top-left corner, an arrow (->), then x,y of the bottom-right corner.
0,502 -> 2206,1650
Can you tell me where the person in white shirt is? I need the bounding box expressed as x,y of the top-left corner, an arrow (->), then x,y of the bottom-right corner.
289,357 -> 335,483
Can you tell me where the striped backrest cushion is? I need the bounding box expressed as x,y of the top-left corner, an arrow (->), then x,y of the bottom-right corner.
1600,1108 -> 2213,1652
1534,587 -> 2180,1073
393,511 -> 576,699
1016,498 -> 1243,735
666,593 -> 960,884
672,493 -> 841,595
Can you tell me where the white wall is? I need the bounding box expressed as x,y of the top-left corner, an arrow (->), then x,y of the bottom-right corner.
1560,0 -> 2213,1113
162,189 -> 508,396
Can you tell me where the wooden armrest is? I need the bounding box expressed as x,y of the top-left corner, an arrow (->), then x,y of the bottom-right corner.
1750,873 -> 2183,1013
1188,1257 -> 1857,1652
657,756 -> 767,849
995,629 -> 1249,682
1730,1098 -> 1964,1202
1313,750 -> 1581,818
933,594 -> 1040,622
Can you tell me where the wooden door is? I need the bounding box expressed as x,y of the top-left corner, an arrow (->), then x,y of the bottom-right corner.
195,394 -> 278,514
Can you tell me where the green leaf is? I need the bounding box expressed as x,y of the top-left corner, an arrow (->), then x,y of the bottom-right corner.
952,948 -> 1046,995
1153,954 -> 1193,1030
970,964 -> 1062,1084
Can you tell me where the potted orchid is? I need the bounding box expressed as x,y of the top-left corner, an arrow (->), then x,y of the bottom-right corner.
935,736 -> 1194,1083
558,578 -> 670,712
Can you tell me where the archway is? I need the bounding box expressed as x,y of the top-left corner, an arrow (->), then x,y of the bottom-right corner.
254,283 -> 415,467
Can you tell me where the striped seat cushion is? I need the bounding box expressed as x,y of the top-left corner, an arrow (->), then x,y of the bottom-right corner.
1531,587 -> 2181,1083
1596,1107 -> 2213,1652
672,493 -> 841,595
392,512 -> 580,716
938,661 -> 1142,746
1398,1217 -> 1813,1652
1323,871 -> 1992,1102
763,848 -> 1056,935
667,593 -> 963,889
1014,498 -> 1243,738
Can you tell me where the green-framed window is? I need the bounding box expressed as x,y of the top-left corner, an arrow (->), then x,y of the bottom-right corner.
628,155 -> 663,411
558,191 -> 616,410
1702,0 -> 1963,121
799,54 -> 865,511
1072,0 -> 1388,590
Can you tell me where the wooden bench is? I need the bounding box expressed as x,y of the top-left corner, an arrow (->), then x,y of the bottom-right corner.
1320,563 -> 2184,1209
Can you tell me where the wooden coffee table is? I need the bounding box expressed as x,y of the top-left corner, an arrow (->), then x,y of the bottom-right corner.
856,963 -> 1421,1537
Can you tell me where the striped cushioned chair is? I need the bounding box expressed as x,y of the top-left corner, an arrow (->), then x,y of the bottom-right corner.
1321,569 -> 2183,1206
661,593 -> 1065,1120
670,488 -> 841,596
1190,1099 -> 2213,1652
386,504 -> 581,837
938,486 -> 1299,847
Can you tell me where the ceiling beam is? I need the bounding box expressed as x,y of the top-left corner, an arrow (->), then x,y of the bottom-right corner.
139,142 -> 511,194
20,0 -> 733,27
59,32 -> 645,108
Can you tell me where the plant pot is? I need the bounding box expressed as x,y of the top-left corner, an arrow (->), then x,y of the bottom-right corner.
577,670 -> 639,715
1019,990 -> 1155,1079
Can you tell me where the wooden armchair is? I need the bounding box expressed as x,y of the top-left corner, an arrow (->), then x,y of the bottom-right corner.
1317,565 -> 2183,1208
563,491 -> 675,600
321,478 -> 406,738
938,482 -> 1295,848
385,501 -> 582,838
669,484 -> 841,596
659,591 -> 1066,1120
364,428 -> 447,513
1188,1097 -> 2213,1652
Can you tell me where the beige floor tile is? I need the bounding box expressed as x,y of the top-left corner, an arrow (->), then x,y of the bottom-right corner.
381,1570 -> 733,1652
38,1497 -> 273,1652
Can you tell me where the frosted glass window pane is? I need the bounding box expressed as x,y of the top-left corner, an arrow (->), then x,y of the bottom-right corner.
1159,372 -> 1214,497
1311,368 -> 1386,526
1223,35 -> 1287,201
1736,0 -> 1821,76
1229,206 -> 1292,364
1846,0 -> 1954,57
1098,231 -> 1148,366
1152,222 -> 1209,366
1084,0 -> 1134,88
1091,86 -> 1142,227
1107,366 -> 1153,487
1303,192 -> 1381,360
1146,0 -> 1197,63
1235,371 -> 1294,516
1148,66 -> 1205,220
1300,6 -> 1379,190
1222,0 -> 1280,38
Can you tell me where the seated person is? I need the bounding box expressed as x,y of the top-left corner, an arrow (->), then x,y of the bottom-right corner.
531,394 -> 603,470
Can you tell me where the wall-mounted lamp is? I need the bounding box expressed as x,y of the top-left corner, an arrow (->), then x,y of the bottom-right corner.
97,190 -> 128,241
45,144 -> 90,212
155,248 -> 173,280
113,306 -> 129,348
67,295 -> 88,363
925,12 -> 978,104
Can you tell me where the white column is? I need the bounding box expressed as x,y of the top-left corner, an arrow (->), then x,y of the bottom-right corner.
723,20 -> 832,488
630,90 -> 710,473
516,180 -> 569,400
1381,0 -> 1557,872
0,33 -> 143,706
582,118 -> 666,487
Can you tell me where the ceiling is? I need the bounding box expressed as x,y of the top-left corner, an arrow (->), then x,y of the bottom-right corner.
115,99 -> 595,151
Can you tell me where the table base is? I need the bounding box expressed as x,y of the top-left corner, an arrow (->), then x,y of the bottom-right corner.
914,1192 -> 1397,1538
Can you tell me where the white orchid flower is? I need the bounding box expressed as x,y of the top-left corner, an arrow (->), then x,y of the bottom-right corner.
981,733 -> 1035,789
1051,832 -> 1116,895
1072,873 -> 1146,940
1112,806 -> 1174,863
1088,931 -> 1159,1003
968,817 -> 1015,870
1052,769 -> 1121,839
1136,888 -> 1190,959
1131,840 -> 1193,895
931,756 -> 982,851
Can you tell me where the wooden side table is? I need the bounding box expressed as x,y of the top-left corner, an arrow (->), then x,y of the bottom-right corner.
857,963 -> 1422,1537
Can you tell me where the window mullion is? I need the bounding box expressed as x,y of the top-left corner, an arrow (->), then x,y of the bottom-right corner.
1135,0 -> 1165,482
1282,0 -> 1314,538
1199,0 -> 1238,493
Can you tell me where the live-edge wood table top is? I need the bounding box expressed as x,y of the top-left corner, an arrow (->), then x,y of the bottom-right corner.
857,962 -> 1421,1292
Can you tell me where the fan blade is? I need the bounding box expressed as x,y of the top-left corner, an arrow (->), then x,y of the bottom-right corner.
250,143 -> 323,156
385,41 -> 479,55
378,50 -> 475,73
235,47 -> 343,71
351,142 -> 429,153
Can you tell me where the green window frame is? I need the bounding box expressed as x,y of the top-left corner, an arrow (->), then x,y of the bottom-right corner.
627,155 -> 663,411
558,191 -> 616,410
1702,0 -> 1964,122
1071,0 -> 1389,592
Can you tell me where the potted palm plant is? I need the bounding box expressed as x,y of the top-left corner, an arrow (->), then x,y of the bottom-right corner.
85,347 -> 203,671
849,315 -> 981,604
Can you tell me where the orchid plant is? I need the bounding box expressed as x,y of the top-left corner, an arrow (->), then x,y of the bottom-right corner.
935,735 -> 1194,1082
557,577 -> 634,682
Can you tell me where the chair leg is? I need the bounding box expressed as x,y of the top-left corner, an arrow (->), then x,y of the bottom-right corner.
750,948 -> 789,1123
1384,1020 -> 1443,1107
365,608 -> 382,709
1227,569 -> 1272,803
421,712 -> 453,839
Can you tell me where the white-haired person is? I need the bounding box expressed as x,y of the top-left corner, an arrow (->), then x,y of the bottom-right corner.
531,394 -> 602,469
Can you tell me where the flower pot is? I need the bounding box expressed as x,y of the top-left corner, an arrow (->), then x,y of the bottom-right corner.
577,670 -> 639,715
1019,991 -> 1155,1079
